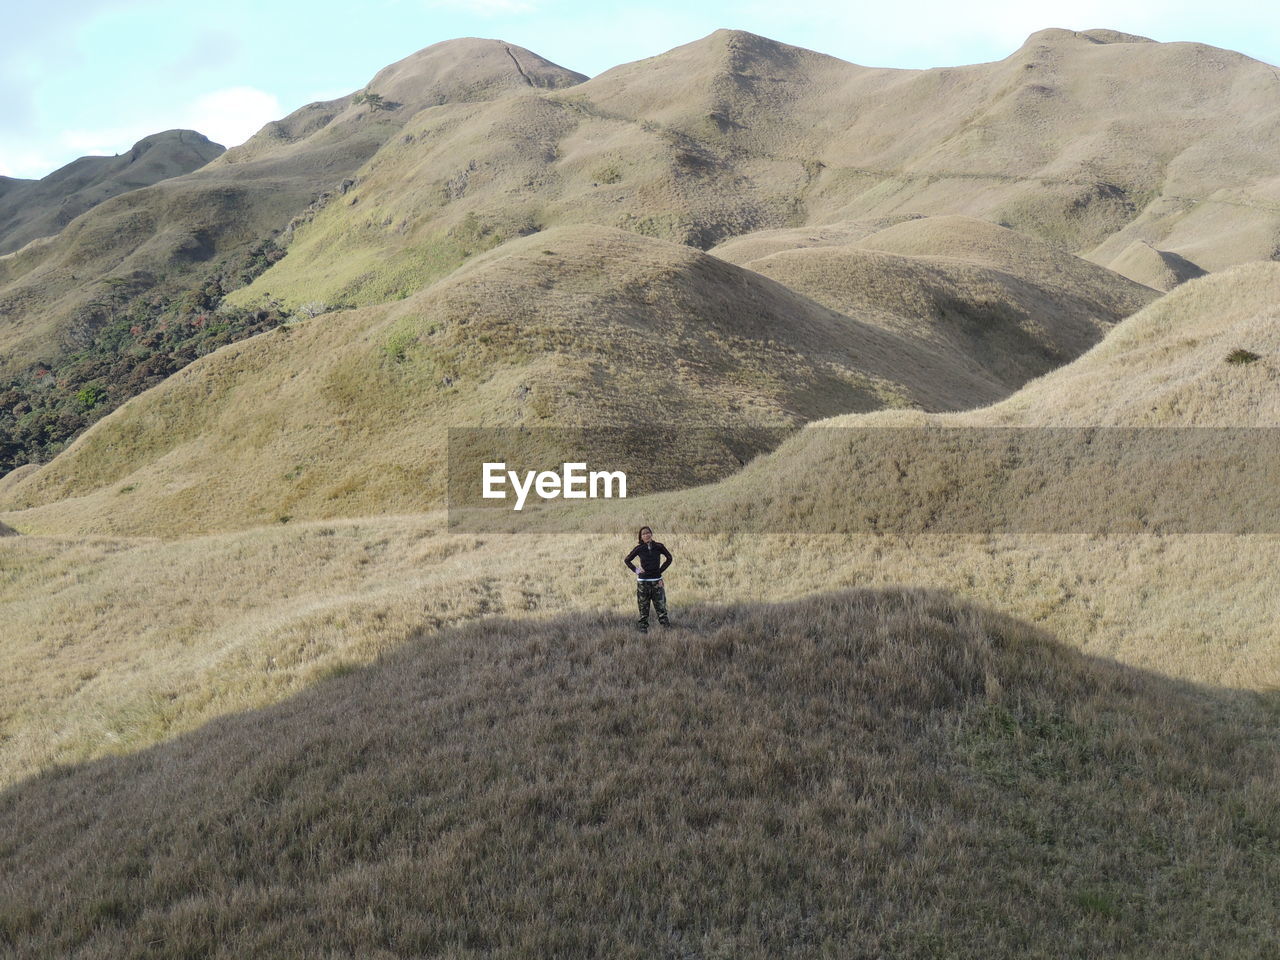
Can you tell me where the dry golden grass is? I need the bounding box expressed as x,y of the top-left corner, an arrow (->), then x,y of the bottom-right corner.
1108,239 -> 1209,291
2,516 -> 1278,791
3,244 -> 1266,544
0,516 -> 493,785
713,215 -> 1157,389
3,225 -> 1086,537
0,40 -> 583,372
601,264 -> 1280,549
0,131 -> 224,257
228,28 -> 1280,316
1,589 -> 1276,958
2,261 -> 1280,788
0,463 -> 36,501
2,29 -> 1279,955
960,260 -> 1280,426
5,27 -> 1278,378
3,260 -> 1278,791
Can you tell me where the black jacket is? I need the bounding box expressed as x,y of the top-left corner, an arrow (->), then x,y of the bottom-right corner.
625,540 -> 672,580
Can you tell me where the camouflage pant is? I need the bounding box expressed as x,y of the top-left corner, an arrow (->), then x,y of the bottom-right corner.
636,580 -> 669,630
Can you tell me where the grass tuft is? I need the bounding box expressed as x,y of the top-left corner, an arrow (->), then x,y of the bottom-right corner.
1225,348 -> 1261,365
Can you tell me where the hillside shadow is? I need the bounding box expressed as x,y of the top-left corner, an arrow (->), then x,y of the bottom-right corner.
1,587 -> 1277,958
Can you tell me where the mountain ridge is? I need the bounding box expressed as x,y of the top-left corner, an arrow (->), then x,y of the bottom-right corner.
3,26 -> 1278,504
0,37 -> 586,375
0,221 -> 1158,536
0,129 -> 224,256
224,25 -> 1280,316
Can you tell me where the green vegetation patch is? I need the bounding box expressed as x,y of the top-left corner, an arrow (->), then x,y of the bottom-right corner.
382,327 -> 420,364
593,164 -> 623,185
0,239 -> 291,475
352,90 -> 392,111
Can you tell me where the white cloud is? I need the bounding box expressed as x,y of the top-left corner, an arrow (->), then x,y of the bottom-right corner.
0,149 -> 61,180
180,86 -> 283,149
0,84 -> 283,179
44,86 -> 283,173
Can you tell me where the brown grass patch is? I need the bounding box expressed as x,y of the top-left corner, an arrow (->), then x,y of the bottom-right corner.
1,589 -> 1275,958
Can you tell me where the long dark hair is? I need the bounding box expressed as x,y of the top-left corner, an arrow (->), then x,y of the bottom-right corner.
637,525 -> 653,544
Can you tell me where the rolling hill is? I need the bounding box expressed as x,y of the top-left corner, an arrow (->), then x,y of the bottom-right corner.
3,27 -> 1276,480
1,263 -> 1277,793
0,130 -> 224,257
963,259 -> 1280,426
1,28 -> 1279,956
712,215 -> 1157,389
0,590 -> 1275,958
0,221 -> 1155,536
227,27 -> 1280,315
0,39 -> 585,375
614,261 -> 1280,540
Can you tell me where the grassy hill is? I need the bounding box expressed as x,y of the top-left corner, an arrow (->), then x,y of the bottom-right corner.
0,222 -> 1156,536
712,215 -> 1157,390
2,27 -> 1273,477
4,261 -> 1276,786
0,40 -> 585,375
602,262 -> 1280,547
961,259 -> 1280,426
0,131 -> 224,256
227,28 -> 1280,315
0,589 -> 1275,958
1108,239 -> 1209,292
1,28 -> 1278,955
0,40 -> 585,474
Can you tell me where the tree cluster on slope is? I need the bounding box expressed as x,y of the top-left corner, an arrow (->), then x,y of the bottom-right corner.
0,239 -> 293,475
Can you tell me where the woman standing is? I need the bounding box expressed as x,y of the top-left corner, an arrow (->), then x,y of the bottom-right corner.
624,526 -> 672,632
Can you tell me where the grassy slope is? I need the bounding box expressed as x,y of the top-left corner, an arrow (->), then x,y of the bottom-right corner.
3,264 -> 1278,787
5,224 -> 1133,536
2,26 -> 1266,482
0,131 -> 225,256
712,215 -> 1157,389
3,516 -> 1278,789
2,27 -> 1273,412
959,260 -> 1280,426
0,590 -> 1275,958
621,264 -> 1280,571
0,263 -> 1276,953
227,28 -> 1280,316
0,40 -> 585,374
0,29 -> 1277,953
1108,240 -> 1208,292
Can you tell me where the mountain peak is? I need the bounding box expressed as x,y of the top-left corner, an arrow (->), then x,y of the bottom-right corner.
365,37 -> 586,105
686,27 -> 842,67
1021,27 -> 1156,48
0,129 -> 224,255
129,129 -> 222,150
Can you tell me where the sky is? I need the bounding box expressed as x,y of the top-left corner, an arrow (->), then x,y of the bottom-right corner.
4,0 -> 1279,179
